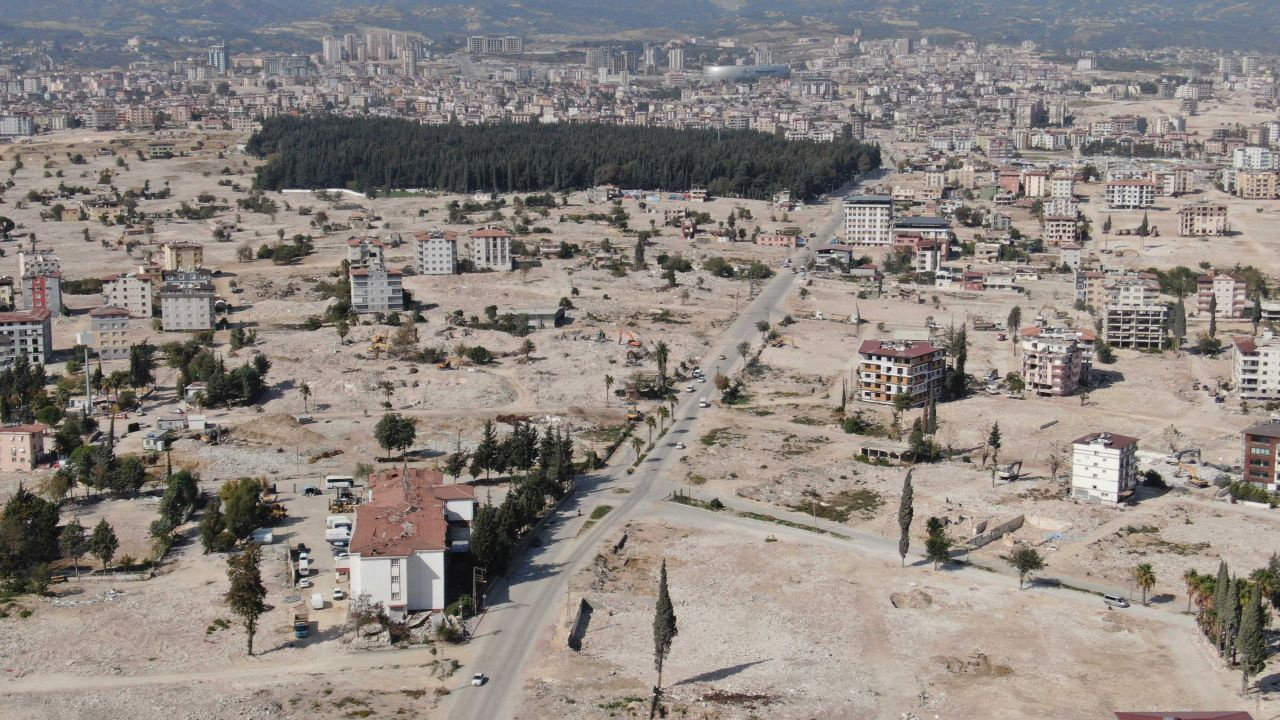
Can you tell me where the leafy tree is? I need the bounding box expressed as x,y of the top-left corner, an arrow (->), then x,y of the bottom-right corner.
374,413 -> 417,463
0,484 -> 60,576
1008,546 -> 1045,589
466,346 -> 493,365
59,519 -> 88,574
924,518 -> 952,570
224,543 -> 268,655
199,500 -> 234,553
128,342 -> 156,388
1208,293 -> 1217,339
89,519 -> 118,571
654,342 -> 670,390
219,478 -> 268,541
1133,563 -> 1156,604
653,559 -> 678,710
470,420 -> 500,479
987,422 -> 1003,486
1006,306 -> 1022,333
897,470 -> 914,567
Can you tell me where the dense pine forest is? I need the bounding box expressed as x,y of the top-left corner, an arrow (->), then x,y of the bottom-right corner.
247,117 -> 880,201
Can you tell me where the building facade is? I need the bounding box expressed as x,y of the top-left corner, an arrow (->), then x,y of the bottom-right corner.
1198,273 -> 1248,318
21,272 -> 61,314
414,231 -> 458,275
350,264 -> 404,314
856,339 -> 946,407
1071,432 -> 1139,504
1104,281 -> 1168,349
161,242 -> 204,272
1104,180 -> 1158,209
158,278 -> 216,331
1242,420 -> 1280,490
1019,327 -> 1090,396
88,306 -> 131,361
0,309 -> 52,366
844,195 -> 894,246
0,423 -> 45,471
1177,202 -> 1228,237
468,228 -> 513,271
102,272 -> 154,318
1233,334 -> 1280,400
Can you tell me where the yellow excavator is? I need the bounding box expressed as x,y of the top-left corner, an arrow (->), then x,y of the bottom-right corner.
1177,462 -> 1209,488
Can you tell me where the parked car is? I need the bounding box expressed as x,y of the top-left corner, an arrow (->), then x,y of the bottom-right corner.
1103,594 -> 1130,608
472,673 -> 487,687
297,578 -> 313,589
310,592 -> 325,610
302,486 -> 322,497
685,385 -> 694,392
333,587 -> 346,601
674,443 -> 686,449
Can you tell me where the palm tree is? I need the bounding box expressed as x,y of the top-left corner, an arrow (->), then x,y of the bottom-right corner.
1183,568 -> 1200,614
300,382 -> 311,413
655,405 -> 670,432
631,436 -> 644,462
604,374 -> 614,407
107,370 -> 129,408
654,342 -> 670,391
645,415 -> 656,444
1134,563 -> 1156,605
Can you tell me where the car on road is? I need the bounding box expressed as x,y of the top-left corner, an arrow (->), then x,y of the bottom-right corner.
674,443 -> 686,449
685,385 -> 694,392
472,673 -> 487,687
333,587 -> 346,601
297,578 -> 313,589
303,485 -> 321,496
697,377 -> 706,383
1103,594 -> 1130,608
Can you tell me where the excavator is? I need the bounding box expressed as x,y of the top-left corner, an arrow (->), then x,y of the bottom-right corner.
1177,461 -> 1209,488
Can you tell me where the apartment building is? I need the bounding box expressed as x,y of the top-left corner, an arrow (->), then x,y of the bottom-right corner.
101,272 -> 154,318
843,195 -> 894,246
21,272 -> 61,314
1104,280 -> 1168,349
161,241 -> 204,271
1233,146 -> 1277,171
0,423 -> 46,471
1242,419 -> 1280,490
1043,216 -> 1078,246
349,468 -> 476,617
158,276 -> 216,331
855,339 -> 946,407
0,308 -> 52,367
1019,327 -> 1090,396
1104,180 -> 1158,209
1049,173 -> 1074,198
1198,273 -> 1248,318
17,251 -> 59,278
347,236 -> 387,267
1232,334 -> 1280,400
350,264 -> 404,314
1177,202 -> 1228,237
414,230 -> 458,275
87,306 -> 131,361
1236,170 -> 1278,200
1070,432 -> 1139,504
468,228 -> 513,271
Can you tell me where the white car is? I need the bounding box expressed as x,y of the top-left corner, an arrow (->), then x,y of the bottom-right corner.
297,578 -> 313,589
697,377 -> 706,383
685,385 -> 694,392
674,443 -> 686,449
472,673 -> 487,687
332,587 -> 346,601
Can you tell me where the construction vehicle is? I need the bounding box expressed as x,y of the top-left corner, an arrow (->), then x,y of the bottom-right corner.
624,402 -> 643,422
1177,462 -> 1209,488
998,461 -> 1023,481
293,612 -> 310,639
368,334 -> 390,355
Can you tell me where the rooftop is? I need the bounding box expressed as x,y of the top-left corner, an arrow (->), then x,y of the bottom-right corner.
1244,419 -> 1280,440
349,469 -> 476,558
1073,432 -> 1138,449
858,339 -> 942,360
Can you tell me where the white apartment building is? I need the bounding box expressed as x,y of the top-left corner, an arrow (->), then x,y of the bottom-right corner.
1198,273 -> 1247,319
1233,146 -> 1277,171
1049,174 -> 1074,198
350,264 -> 404,313
843,195 -> 894,246
1104,180 -> 1158,209
1104,280 -> 1168,349
86,306 -> 131,361
102,272 -> 154,318
346,236 -> 387,267
1071,432 -> 1139,504
0,308 -> 52,367
468,228 -> 513,271
1233,334 -> 1280,400
158,278 -> 216,331
414,231 -> 457,275
17,251 -> 59,278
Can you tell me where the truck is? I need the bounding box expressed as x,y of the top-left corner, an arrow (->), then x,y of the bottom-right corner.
293,612 -> 310,639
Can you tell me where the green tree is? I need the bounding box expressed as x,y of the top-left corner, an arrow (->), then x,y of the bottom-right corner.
59,519 -> 88,574
224,542 -> 268,655
653,342 -> 670,391
897,470 -> 914,567
90,519 -> 118,571
471,420 -> 500,479
1214,561 -> 1231,654
1251,294 -> 1263,335
652,559 -> 678,715
1102,215 -> 1112,234
924,518 -> 952,570
1237,581 -> 1267,692
0,484 -> 60,575
1208,293 -> 1218,339
128,342 -> 156,389
199,500 -> 233,553
374,413 -> 417,464
1133,563 -> 1156,604
604,374 -> 614,406
218,478 -> 266,541
987,422 -> 1002,485
1006,306 -> 1022,333
1008,546 -> 1045,589
1170,295 -> 1187,344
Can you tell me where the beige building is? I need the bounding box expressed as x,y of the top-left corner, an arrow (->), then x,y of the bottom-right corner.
1198,273 -> 1248,319
1104,280 -> 1168,349
0,423 -> 46,471
101,272 -> 154,318
0,308 -> 52,366
468,228 -> 513,271
1043,216 -> 1078,247
856,339 -> 946,407
843,195 -> 894,246
1237,170 -> 1278,200
1177,202 -> 1228,237
161,242 -> 204,272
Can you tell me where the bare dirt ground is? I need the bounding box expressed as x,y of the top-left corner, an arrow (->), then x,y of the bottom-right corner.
519,518 -> 1244,720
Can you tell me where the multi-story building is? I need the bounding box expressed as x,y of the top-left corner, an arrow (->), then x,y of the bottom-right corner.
158,277 -> 216,331
1043,215 -> 1079,246
349,468 -> 476,617
1070,432 -> 1139,504
1104,180 -> 1158,209
1236,170 -> 1278,200
1233,146 -> 1277,171
0,116 -> 34,137
855,339 -> 946,407
414,231 -> 457,275
0,308 -> 52,367
346,236 -> 386,267
468,228 -> 513,271
1232,334 -> 1280,400
1177,202 -> 1228,237
21,272 -> 61,314
843,195 -> 894,246
1198,273 -> 1248,318
350,264 -> 404,314
1019,327 -> 1091,396
17,251 -> 59,278
101,272 -> 154,318
0,423 -> 46,471
667,48 -> 685,71
87,306 -> 131,361
162,241 -> 204,272
1104,280 -> 1168,349
1242,420 -> 1280,490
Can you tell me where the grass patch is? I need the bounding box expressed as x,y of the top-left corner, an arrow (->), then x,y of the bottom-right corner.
589,505 -> 614,520
400,689 -> 427,699
736,510 -> 850,539
746,407 -> 774,416
790,416 -> 822,426
611,487 -> 631,494
700,427 -> 744,447
581,425 -> 627,443
333,697 -> 369,709
789,489 -> 883,523
671,491 -> 725,511
598,696 -> 647,710
685,472 -> 708,486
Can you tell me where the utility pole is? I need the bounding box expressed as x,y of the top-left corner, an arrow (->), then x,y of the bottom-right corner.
472,566 -> 486,612
82,344 -> 92,418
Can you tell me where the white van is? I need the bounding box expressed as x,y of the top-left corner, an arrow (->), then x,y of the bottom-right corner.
1103,594 -> 1130,608
310,592 -> 325,610
324,475 -> 355,490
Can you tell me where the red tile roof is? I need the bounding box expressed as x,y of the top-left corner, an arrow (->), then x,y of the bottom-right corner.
0,308 -> 51,323
858,339 -> 942,360
349,469 -> 476,558
1233,336 -> 1258,355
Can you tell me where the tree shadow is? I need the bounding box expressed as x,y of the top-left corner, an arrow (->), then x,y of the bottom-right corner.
673,659 -> 771,686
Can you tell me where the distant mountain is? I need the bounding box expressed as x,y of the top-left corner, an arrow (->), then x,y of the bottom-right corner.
4,0 -> 1279,53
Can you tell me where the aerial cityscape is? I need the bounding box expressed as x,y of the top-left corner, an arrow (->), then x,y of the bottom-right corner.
0,3 -> 1279,719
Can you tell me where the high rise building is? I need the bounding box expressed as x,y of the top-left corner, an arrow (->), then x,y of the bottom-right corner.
207,43 -> 228,75
402,48 -> 418,77
343,33 -> 358,60
585,47 -> 610,70
322,36 -> 343,65
667,47 -> 685,72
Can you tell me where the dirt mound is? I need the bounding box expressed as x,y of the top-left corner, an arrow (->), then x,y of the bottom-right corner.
936,653 -> 1013,677
890,588 -> 934,609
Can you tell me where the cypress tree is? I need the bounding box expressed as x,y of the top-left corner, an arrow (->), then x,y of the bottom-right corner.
1237,583 -> 1266,692
652,559 -> 678,716
897,470 -> 914,567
